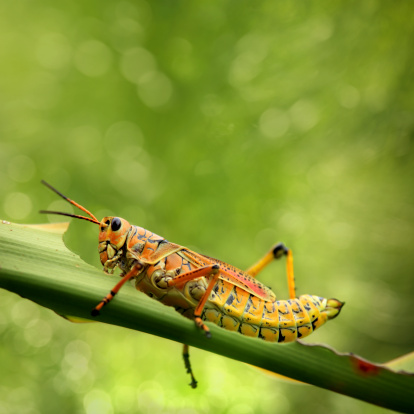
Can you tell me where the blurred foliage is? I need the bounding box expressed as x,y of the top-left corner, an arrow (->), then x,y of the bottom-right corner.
0,1 -> 413,413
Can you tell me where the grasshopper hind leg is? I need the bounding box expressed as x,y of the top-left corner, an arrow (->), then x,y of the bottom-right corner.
245,243 -> 296,299
245,243 -> 289,277
183,344 -> 197,388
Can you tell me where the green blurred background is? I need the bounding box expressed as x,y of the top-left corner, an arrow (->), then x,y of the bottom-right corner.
0,1 -> 413,413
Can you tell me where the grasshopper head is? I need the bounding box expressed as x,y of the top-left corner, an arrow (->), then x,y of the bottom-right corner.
39,181 -> 132,272
98,216 -> 131,268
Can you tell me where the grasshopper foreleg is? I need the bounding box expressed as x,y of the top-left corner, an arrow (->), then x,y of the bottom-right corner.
91,263 -> 143,316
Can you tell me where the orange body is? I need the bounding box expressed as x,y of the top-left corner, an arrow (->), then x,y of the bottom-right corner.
98,217 -> 342,343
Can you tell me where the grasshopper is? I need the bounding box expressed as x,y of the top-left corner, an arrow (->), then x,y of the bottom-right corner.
40,180 -> 344,388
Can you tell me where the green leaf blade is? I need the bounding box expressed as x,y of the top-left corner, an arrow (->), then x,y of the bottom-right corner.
0,221 -> 413,413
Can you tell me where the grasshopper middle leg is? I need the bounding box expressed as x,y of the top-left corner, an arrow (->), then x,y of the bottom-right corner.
166,264 -> 220,338
166,264 -> 221,388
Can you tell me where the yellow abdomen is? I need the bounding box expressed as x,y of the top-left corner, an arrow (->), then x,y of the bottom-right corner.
202,279 -> 333,343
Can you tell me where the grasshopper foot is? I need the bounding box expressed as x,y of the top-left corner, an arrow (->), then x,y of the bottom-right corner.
194,316 -> 212,338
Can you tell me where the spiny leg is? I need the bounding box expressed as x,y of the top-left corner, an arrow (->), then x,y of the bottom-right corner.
167,264 -> 220,338
182,344 -> 197,388
91,263 -> 143,316
245,243 -> 296,299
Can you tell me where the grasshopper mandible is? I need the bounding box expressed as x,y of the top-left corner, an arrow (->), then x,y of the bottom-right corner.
40,180 -> 344,388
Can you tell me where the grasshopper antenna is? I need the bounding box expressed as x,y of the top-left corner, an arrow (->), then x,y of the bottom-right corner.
40,180 -> 100,225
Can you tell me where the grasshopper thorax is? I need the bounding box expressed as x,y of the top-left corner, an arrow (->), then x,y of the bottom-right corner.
98,216 -> 131,269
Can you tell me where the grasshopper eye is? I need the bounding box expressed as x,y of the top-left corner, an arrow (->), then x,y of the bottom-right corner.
111,217 -> 122,231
